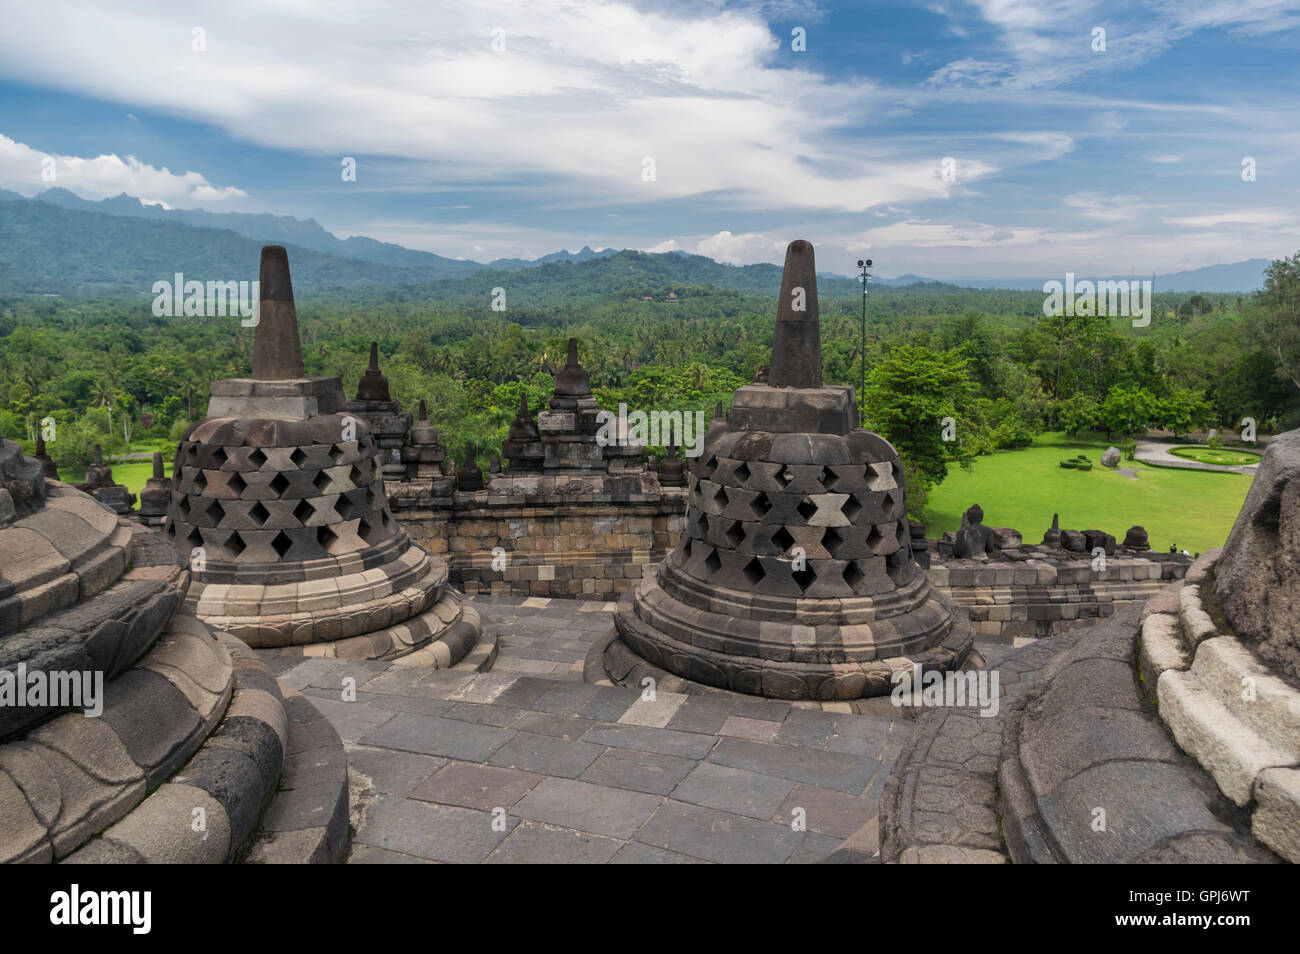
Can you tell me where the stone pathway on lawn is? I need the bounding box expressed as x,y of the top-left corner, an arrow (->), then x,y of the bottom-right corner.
1134,441 -> 1259,475
259,595 -> 1012,864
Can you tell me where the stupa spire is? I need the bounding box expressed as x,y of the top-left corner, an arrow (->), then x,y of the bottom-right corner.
251,245 -> 305,380
767,239 -> 822,389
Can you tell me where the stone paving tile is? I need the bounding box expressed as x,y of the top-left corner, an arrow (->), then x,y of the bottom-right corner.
774,708 -> 838,749
444,702 -> 525,727
774,783 -> 878,838
665,696 -> 734,735
576,686 -> 638,722
510,711 -> 595,740
485,822 -> 623,864
303,697 -> 396,743
718,715 -> 781,742
346,844 -> 435,864
354,795 -> 515,863
582,723 -> 718,760
411,761 -> 543,811
787,831 -> 843,864
360,712 -> 515,761
360,694 -> 457,717
513,777 -> 663,839
610,842 -> 709,864
492,657 -> 566,674
709,737 -> 877,794
671,761 -> 796,819
580,748 -> 696,796
531,681 -> 600,714
635,801 -> 804,864
347,744 -> 447,796
489,675 -> 558,709
486,731 -> 604,778
826,715 -> 899,759
448,673 -> 520,705
617,693 -> 688,727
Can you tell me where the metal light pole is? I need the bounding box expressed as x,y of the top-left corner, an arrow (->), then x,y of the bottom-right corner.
857,259 -> 872,425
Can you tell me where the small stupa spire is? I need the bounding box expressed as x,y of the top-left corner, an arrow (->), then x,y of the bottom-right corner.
767,240 -> 822,389
251,246 -> 306,380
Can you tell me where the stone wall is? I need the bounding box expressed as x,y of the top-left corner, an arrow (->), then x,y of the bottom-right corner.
390,481 -> 687,601
928,547 -> 1190,639
387,482 -> 1190,634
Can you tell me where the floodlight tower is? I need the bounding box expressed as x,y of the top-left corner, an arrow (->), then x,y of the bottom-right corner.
857,259 -> 872,425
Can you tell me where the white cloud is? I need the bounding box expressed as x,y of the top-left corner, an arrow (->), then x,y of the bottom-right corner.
0,133 -> 246,204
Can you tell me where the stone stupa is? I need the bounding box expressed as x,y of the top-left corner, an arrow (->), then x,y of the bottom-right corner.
602,240 -> 973,700
167,246 -> 483,665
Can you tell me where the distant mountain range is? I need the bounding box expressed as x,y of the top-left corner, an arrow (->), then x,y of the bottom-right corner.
874,260 -> 1271,293
0,187 -> 1274,297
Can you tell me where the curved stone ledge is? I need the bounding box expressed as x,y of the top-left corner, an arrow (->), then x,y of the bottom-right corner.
0,617 -> 234,863
275,588 -> 482,666
607,572 -> 972,701
1147,550 -> 1300,861
60,633 -> 341,864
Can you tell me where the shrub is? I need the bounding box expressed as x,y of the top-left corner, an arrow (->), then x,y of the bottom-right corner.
1060,459 -> 1077,469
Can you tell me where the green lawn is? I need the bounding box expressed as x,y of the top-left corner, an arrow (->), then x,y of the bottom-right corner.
58,459 -> 172,496
1169,446 -> 1261,467
926,432 -> 1253,554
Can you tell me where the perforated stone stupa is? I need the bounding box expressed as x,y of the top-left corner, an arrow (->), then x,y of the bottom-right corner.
167,246 -> 483,664
601,240 -> 973,700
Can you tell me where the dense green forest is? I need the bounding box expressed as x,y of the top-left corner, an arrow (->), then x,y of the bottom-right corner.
2,250 -> 1297,520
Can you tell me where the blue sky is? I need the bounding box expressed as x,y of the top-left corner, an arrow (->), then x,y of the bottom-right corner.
1,0 -> 1298,278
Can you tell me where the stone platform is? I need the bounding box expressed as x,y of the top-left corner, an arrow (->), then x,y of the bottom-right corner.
266,595 -> 985,864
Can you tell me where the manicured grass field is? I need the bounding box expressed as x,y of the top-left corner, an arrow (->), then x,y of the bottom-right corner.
58,459 -> 172,496
926,432 -> 1253,554
1169,446 -> 1261,467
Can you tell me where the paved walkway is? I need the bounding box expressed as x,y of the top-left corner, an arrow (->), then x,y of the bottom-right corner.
1134,441 -> 1259,475
263,595 -> 992,864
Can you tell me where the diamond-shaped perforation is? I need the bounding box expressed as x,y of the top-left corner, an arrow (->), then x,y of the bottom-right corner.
186,527 -> 203,548
349,464 -> 364,487
702,453 -> 718,478
335,494 -> 359,521
192,470 -> 207,493
178,496 -> 192,519
270,531 -> 293,559
227,531 -> 246,558
779,467 -> 795,487
205,499 -> 226,524
819,466 -> 836,491
724,520 -> 745,548
867,525 -> 885,552
741,557 -> 765,586
186,443 -> 199,463
689,509 -> 709,538
772,526 -> 795,553
886,549 -> 909,585
796,497 -> 818,521
212,447 -> 228,467
248,448 -> 267,469
314,471 -> 332,494
842,495 -> 863,522
330,444 -> 347,465
290,447 -> 308,468
843,561 -> 865,590
822,526 -> 845,558
881,491 -> 898,519
792,563 -> 815,592
292,499 -> 314,524
317,525 -> 339,553
249,501 -> 269,526
704,547 -> 723,576
753,492 -> 772,518
733,460 -> 751,484
270,472 -> 291,496
227,472 -> 246,495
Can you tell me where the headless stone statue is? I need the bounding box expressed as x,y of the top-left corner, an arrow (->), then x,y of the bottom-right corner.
953,504 -> 996,558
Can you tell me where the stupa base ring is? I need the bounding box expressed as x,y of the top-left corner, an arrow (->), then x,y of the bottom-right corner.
602,575 -> 973,701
